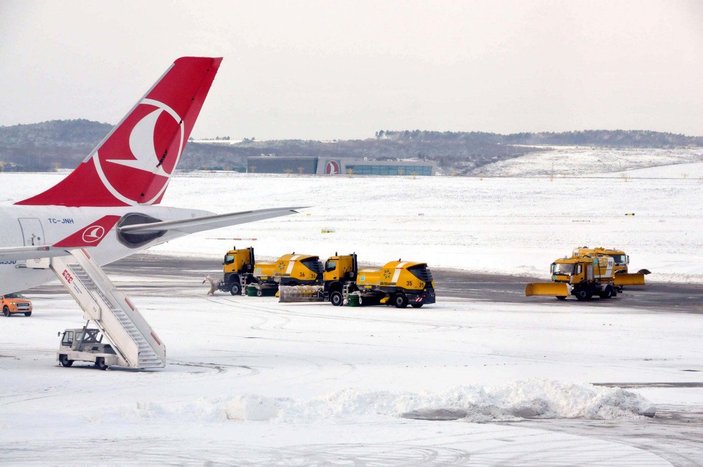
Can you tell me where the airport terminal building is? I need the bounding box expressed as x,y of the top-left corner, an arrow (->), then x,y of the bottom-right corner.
247,156 -> 435,176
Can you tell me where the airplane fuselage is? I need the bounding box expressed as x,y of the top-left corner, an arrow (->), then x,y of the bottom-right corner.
0,204 -> 212,294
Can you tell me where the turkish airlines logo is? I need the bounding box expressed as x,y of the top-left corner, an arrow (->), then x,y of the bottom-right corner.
81,225 -> 106,244
93,98 -> 184,206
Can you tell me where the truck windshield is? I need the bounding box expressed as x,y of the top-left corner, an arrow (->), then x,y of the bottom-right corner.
552,263 -> 574,275
4,293 -> 23,299
611,254 -> 627,265
62,331 -> 74,346
224,254 -> 234,264
325,260 -> 337,272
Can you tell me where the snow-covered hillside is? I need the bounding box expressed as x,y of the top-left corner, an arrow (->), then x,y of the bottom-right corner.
472,146 -> 702,177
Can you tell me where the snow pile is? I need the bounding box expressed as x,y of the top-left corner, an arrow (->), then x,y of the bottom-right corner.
221,380 -> 649,423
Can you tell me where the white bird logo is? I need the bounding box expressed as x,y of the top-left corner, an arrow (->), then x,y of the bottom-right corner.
81,225 -> 106,243
106,98 -> 184,177
92,98 -> 185,206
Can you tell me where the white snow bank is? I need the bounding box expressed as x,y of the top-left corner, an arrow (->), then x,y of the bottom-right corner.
121,381 -> 651,424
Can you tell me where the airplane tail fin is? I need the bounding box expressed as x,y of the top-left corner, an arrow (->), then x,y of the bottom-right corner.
17,57 -> 222,207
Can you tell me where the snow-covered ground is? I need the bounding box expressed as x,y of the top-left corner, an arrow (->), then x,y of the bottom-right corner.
1,148 -> 702,465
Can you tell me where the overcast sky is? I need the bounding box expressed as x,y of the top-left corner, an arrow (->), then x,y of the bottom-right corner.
1,0 -> 702,140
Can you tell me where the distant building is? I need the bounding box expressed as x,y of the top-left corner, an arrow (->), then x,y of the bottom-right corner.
325,159 -> 434,176
247,157 -> 318,174
246,156 -> 435,176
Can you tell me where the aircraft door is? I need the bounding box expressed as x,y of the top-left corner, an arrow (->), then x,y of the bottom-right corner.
18,218 -> 50,268
18,218 -> 46,246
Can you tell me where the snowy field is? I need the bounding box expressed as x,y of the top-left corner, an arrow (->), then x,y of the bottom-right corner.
1,147 -> 702,465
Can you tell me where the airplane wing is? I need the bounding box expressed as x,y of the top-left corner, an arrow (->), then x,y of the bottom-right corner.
0,208 -> 302,262
0,245 -> 70,261
118,207 -> 303,235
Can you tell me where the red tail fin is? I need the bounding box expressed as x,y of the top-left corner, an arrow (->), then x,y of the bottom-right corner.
17,57 -> 222,207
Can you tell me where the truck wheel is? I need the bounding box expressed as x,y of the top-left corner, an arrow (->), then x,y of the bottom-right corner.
24,312 -> 32,317
59,355 -> 73,367
230,283 -> 241,296
95,357 -> 108,370
574,289 -> 590,301
600,285 -> 615,299
393,294 -> 408,308
256,289 -> 263,297
3,306 -> 9,317
330,291 -> 344,306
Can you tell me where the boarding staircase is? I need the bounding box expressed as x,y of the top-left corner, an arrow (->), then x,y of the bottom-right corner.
50,249 -> 166,369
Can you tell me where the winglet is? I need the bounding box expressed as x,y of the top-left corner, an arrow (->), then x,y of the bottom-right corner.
53,215 -> 121,248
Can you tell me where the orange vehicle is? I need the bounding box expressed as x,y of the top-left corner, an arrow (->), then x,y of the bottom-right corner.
1,293 -> 33,317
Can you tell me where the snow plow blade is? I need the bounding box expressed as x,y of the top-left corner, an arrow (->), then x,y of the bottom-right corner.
278,285 -> 325,303
525,282 -> 569,297
613,273 -> 646,286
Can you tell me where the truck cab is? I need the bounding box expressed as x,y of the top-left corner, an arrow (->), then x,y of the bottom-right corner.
322,253 -> 358,306
57,327 -> 118,370
549,255 -> 617,300
219,246 -> 256,295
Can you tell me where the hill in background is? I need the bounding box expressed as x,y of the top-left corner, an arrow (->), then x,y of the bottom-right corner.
1,120 -> 702,174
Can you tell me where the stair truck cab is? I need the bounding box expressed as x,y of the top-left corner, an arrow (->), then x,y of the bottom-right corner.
355,260 -> 436,308
526,254 -> 619,301
57,326 -> 118,370
218,246 -> 256,295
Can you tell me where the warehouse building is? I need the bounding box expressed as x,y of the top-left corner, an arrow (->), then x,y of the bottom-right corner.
247,156 -> 435,176
247,156 -> 318,174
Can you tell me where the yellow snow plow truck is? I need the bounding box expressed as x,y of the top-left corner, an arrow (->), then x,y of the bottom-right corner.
217,248 -> 324,296
279,255 -> 436,308
354,260 -> 436,308
525,254 -> 620,301
218,246 -> 257,295
571,246 -> 649,287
